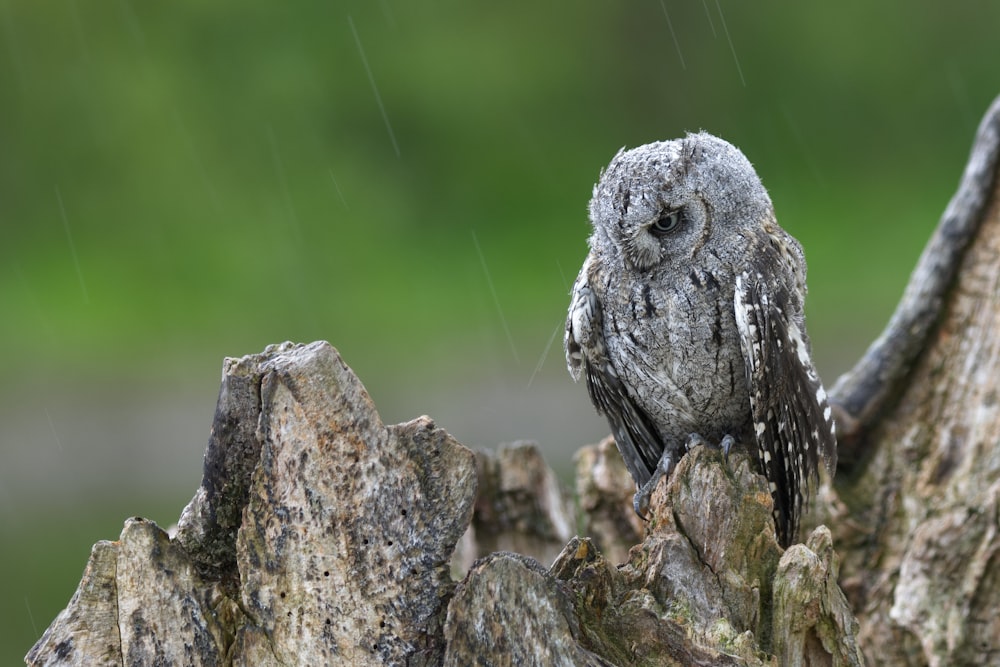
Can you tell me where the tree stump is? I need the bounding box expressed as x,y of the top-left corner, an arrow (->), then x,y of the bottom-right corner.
26,94 -> 1000,666
827,93 -> 1000,665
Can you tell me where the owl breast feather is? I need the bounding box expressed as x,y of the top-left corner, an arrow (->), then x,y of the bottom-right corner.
604,276 -> 753,446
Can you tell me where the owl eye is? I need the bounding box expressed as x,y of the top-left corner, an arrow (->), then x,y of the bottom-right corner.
651,210 -> 682,235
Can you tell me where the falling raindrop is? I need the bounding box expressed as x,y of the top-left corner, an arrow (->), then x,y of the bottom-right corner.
527,320 -> 561,390
44,407 -> 66,454
24,597 -> 38,638
714,0 -> 746,87
471,230 -> 520,365
56,187 -> 90,304
701,0 -> 717,38
328,169 -> 350,209
659,1 -> 686,70
348,15 -> 401,158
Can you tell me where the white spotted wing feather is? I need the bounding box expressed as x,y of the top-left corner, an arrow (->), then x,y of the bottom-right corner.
734,270 -> 837,545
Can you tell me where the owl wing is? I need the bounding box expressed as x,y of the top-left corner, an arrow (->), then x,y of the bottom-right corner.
734,270 -> 837,546
566,262 -> 664,486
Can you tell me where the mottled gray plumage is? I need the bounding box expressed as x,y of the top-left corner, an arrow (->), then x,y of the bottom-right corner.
566,132 -> 837,547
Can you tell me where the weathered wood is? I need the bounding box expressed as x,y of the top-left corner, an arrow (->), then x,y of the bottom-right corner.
29,341 -> 478,666
25,541 -> 119,666
452,442 -> 576,576
28,341 -> 860,666
445,445 -> 861,666
827,95 -> 1000,665
574,436 -> 644,565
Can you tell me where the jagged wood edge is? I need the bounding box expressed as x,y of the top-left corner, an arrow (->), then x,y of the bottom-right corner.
830,94 -> 1000,468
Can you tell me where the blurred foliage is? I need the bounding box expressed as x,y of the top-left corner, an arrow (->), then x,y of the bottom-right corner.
2,0 -> 1000,661
2,1 -> 998,384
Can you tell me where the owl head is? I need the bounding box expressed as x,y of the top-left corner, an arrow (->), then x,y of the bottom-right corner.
588,132 -> 774,273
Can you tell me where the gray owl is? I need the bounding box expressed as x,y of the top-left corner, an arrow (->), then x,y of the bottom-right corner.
565,132 -> 837,547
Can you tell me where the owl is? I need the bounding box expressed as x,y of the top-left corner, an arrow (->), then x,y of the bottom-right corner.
565,132 -> 837,547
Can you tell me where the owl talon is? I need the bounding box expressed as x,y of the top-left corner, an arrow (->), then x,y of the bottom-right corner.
685,432 -> 734,463
719,434 -> 735,462
633,454 -> 670,519
633,489 -> 650,520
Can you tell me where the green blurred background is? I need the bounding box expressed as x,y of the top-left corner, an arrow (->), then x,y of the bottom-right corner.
3,0 -> 999,660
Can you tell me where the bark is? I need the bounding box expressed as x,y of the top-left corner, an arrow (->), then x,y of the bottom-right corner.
25,94 -> 1000,666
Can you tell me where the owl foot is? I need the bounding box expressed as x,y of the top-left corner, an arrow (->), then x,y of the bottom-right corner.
633,434 -> 698,519
633,433 -> 736,519
633,453 -> 674,519
719,434 -> 735,461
